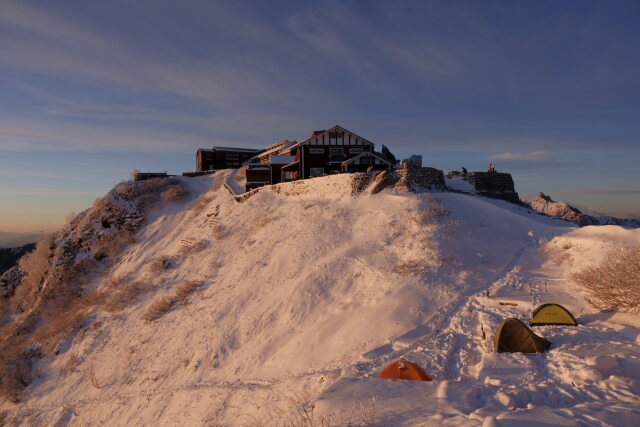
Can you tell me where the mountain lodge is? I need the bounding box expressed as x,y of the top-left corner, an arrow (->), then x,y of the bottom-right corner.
196,125 -> 396,192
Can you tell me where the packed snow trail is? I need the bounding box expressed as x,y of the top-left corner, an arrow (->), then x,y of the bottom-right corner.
2,173 -> 639,426
317,233 -> 640,426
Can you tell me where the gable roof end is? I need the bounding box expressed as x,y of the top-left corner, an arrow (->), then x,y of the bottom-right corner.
341,151 -> 391,166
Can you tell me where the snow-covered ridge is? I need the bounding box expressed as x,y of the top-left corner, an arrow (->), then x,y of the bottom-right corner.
530,192 -> 640,228
225,169 -> 377,202
1,172 -> 639,426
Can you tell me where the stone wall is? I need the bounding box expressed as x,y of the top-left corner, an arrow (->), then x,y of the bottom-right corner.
466,172 -> 520,203
351,172 -> 378,194
182,170 -> 216,177
225,172 -> 377,202
396,167 -> 446,190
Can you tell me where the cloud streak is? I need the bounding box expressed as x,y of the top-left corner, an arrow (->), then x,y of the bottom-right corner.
490,151 -> 550,161
0,2 -> 285,106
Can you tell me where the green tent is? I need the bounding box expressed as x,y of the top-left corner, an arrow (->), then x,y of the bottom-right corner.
494,318 -> 551,353
530,303 -> 578,326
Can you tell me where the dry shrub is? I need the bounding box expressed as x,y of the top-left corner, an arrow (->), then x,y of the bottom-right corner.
32,306 -> 87,351
92,233 -> 135,262
143,295 -> 174,322
87,364 -> 104,389
543,238 -> 576,265
394,260 -> 422,276
116,177 -> 187,209
0,178 -> 189,402
0,345 -> 43,403
101,278 -> 143,312
148,256 -> 174,273
572,248 -> 640,314
143,280 -> 199,321
414,195 -> 449,223
173,280 -> 199,300
211,224 -> 225,240
545,245 -> 570,265
60,353 -> 81,378
192,194 -> 211,213
15,235 -> 54,297
179,240 -> 208,257
161,184 -> 187,202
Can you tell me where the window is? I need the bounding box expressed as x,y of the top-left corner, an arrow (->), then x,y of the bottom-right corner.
329,131 -> 344,139
309,168 -> 324,177
329,148 -> 344,157
360,156 -> 375,165
349,147 -> 364,154
309,148 -> 324,154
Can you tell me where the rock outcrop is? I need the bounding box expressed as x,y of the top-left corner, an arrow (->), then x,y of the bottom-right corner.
465,172 -> 521,204
529,192 -> 640,227
396,166 -> 446,190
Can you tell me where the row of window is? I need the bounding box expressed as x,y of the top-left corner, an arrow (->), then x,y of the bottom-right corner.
309,167 -> 325,177
309,147 -> 364,155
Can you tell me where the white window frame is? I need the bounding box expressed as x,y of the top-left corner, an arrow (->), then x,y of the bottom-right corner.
349,147 -> 364,154
309,148 -> 324,154
309,167 -> 324,177
329,147 -> 344,156
360,155 -> 376,165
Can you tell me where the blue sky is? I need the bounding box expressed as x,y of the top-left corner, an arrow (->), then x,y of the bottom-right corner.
1,0 -> 639,232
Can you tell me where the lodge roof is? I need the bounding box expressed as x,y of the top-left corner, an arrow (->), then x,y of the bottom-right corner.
291,125 -> 374,148
243,140 -> 298,165
211,146 -> 259,153
269,155 -> 296,164
295,125 -> 375,146
341,151 -> 391,166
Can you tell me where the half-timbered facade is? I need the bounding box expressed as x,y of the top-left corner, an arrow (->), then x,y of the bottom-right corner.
341,151 -> 391,173
243,125 -> 392,192
291,125 -> 375,179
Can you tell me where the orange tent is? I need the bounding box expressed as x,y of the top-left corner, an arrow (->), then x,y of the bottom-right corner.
378,360 -> 433,381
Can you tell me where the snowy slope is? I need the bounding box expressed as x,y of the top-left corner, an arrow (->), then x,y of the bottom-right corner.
2,171 -> 639,426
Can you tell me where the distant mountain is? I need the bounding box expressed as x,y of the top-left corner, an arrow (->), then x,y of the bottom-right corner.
529,192 -> 640,227
0,232 -> 46,248
0,242 -> 35,276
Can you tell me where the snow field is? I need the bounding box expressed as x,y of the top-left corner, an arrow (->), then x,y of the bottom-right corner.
3,172 -> 639,426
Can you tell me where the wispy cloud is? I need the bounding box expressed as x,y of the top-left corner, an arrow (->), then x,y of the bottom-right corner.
490,151 -> 550,161
0,118 -> 214,152
0,2 -> 282,105
285,2 -> 456,92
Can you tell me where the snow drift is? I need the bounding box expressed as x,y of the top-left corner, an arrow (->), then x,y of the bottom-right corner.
1,171 -> 639,426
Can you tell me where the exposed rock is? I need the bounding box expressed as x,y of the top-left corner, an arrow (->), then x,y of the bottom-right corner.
466,172 -> 521,204
530,192 -> 592,224
396,167 -> 446,190
368,170 -> 400,194
529,193 -> 640,227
